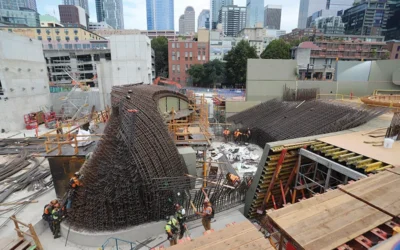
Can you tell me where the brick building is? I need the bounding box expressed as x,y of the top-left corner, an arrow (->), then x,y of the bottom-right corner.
168,40 -> 209,85
292,40 -> 388,80
59,5 -> 87,29
386,40 -> 400,60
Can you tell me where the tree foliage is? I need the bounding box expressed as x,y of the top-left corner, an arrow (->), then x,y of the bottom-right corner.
224,40 -> 258,86
187,60 -> 226,88
151,36 -> 168,77
288,36 -> 309,47
260,39 -> 291,59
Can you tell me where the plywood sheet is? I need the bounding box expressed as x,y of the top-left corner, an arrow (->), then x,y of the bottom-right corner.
339,171 -> 400,217
319,130 -> 400,167
169,220 -> 274,250
268,190 -> 392,250
387,167 -> 400,175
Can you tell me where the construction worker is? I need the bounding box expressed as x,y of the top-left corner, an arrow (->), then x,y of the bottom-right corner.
246,128 -> 251,143
175,204 -> 186,239
234,129 -> 242,144
165,216 -> 179,246
223,128 -> 231,143
196,200 -> 213,231
52,203 -> 62,239
69,172 -> 83,189
42,200 -> 58,233
226,172 -> 241,187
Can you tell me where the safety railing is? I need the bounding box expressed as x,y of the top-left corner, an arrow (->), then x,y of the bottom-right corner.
10,215 -> 43,250
101,237 -> 137,250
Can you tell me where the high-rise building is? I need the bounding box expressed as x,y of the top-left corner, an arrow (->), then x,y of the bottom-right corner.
183,6 -> 195,35
211,0 -> 233,29
311,16 -> 345,34
0,7 -> 39,26
59,5 -> 87,29
25,0 -> 36,11
326,0 -> 354,12
264,5 -> 282,29
298,0 -> 327,29
342,0 -> 389,37
95,0 -> 124,29
63,0 -> 89,15
179,15 -> 184,34
146,0 -> 174,31
198,9 -> 210,29
219,5 -> 246,37
246,0 -> 264,28
0,0 -> 36,11
385,0 -> 400,41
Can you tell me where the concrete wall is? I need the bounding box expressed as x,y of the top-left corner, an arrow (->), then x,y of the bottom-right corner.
335,61 -> 371,82
246,59 -> 297,101
225,101 -> 262,113
0,31 -> 51,132
50,90 -> 102,114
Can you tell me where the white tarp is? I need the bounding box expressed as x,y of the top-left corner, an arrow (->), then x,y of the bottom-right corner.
70,129 -> 92,148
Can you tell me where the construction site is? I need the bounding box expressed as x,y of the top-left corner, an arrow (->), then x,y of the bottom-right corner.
1,32 -> 400,250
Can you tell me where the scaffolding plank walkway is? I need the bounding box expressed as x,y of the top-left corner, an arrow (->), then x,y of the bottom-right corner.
267,189 -> 392,250
339,170 -> 400,218
168,220 -> 274,250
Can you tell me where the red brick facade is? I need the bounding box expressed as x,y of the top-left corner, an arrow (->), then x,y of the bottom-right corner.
168,40 -> 209,85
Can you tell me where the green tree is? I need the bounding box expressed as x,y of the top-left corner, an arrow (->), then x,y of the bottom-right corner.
187,64 -> 205,85
151,36 -> 168,77
260,39 -> 291,59
289,36 -> 309,47
224,40 -> 258,86
204,59 -> 225,88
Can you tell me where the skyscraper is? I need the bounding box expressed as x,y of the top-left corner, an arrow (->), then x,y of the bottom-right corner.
63,0 -> 89,15
146,0 -> 174,30
297,0 -> 326,29
264,5 -> 282,29
326,0 -> 354,12
198,9 -> 210,29
246,0 -> 264,28
95,0 -> 124,29
179,15 -> 184,34
219,5 -> 246,37
211,0 -> 233,29
184,6 -> 195,34
0,0 -> 35,10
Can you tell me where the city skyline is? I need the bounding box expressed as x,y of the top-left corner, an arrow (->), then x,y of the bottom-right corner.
146,0 -> 174,30
36,0 -> 299,32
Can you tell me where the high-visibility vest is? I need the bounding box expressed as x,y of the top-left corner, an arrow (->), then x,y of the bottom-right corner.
165,218 -> 178,233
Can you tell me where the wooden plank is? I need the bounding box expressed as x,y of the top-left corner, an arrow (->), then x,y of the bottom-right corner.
236,237 -> 275,250
339,171 -> 400,217
200,228 -> 265,250
0,237 -> 22,250
387,167 -> 400,175
318,130 -> 400,167
169,221 -> 254,250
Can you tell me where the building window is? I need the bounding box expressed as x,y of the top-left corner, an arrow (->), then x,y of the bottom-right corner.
177,65 -> 180,73
58,44 -> 62,49
189,52 -> 192,61
46,29 -> 50,35
185,52 -> 188,61
185,64 -> 188,71
47,37 -> 51,42
198,54 -> 201,60
75,36 -> 79,42
172,65 -> 176,73
36,29 -> 41,34
177,43 -> 180,48
185,43 -> 188,48
172,43 -> 175,48
177,51 -> 180,60
48,44 -> 53,49
202,55 -> 205,61
74,29 -> 78,35
65,29 -> 69,35
397,46 -> 400,52
172,51 -> 176,60
66,36 -> 70,42
189,43 -> 192,48
396,54 -> 399,59
37,36 -> 42,40
56,36 -> 60,42
55,29 -> 59,35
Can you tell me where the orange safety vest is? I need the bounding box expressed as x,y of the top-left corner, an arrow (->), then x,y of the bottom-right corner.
70,177 -> 81,188
223,130 -> 230,136
44,205 -> 52,215
230,174 -> 240,183
234,131 -> 241,138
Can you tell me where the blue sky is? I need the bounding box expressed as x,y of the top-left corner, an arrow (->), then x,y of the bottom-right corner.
37,0 -> 300,31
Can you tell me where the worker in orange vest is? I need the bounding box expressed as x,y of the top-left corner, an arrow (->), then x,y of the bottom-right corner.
66,172 -> 83,211
196,200 -> 214,231
226,172 -> 241,187
42,199 -> 58,233
223,128 -> 230,143
234,129 -> 242,144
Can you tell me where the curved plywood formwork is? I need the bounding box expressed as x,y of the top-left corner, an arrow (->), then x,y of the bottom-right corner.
361,95 -> 400,108
68,85 -> 189,231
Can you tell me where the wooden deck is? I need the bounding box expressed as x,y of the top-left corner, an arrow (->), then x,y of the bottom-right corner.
339,170 -> 400,218
168,220 -> 274,250
267,189 -> 392,250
